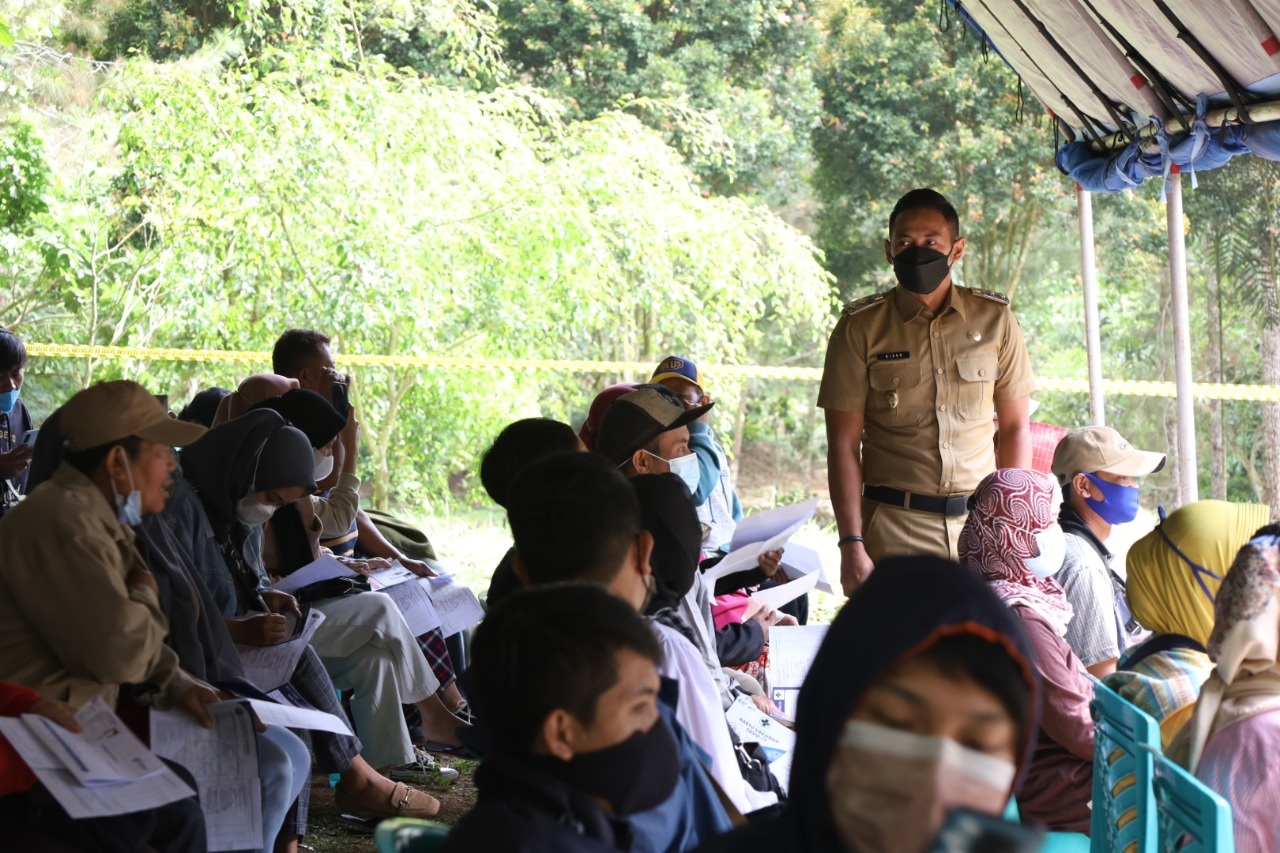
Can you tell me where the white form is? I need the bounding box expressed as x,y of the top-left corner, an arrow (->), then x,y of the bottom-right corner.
766,624 -> 829,718
366,561 -> 444,635
248,697 -> 352,736
151,702 -> 262,852
0,701 -> 194,819
426,575 -> 484,638
26,698 -> 166,786
272,554 -> 357,595
725,694 -> 796,795
236,608 -> 327,692
749,569 -> 819,611
778,541 -> 839,596
703,499 -> 817,584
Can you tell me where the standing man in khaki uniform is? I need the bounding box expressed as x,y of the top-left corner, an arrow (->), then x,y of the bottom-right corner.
819,188 -> 1035,594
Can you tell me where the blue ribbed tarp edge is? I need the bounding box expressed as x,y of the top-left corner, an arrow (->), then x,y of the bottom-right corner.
1057,96 -> 1280,193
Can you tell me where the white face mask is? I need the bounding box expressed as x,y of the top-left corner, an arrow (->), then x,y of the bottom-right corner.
645,449 -> 700,495
112,453 -> 144,528
827,720 -> 1016,853
313,448 -> 334,481
1024,525 -> 1066,580
234,495 -> 277,527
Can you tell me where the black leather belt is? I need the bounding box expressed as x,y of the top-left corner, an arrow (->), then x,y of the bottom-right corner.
864,485 -> 971,517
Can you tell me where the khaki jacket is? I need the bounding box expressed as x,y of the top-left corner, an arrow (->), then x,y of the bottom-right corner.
0,464 -> 196,709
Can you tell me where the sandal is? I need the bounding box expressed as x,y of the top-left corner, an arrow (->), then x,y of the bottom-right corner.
334,780 -> 441,819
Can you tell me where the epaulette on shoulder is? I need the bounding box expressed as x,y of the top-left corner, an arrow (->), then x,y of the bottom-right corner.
842,293 -> 887,317
969,288 -> 1010,305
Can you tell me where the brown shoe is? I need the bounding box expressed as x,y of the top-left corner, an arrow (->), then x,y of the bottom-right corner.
334,780 -> 441,819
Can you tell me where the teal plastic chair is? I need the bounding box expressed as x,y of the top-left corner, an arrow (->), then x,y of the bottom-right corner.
1089,680 -> 1160,853
375,818 -> 450,853
1151,753 -> 1234,853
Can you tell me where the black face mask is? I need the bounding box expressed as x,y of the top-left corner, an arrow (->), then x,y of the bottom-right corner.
526,719 -> 681,816
893,245 -> 952,295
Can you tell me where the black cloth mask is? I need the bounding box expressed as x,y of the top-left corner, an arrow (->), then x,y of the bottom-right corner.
893,245 -> 953,295
525,720 -> 680,816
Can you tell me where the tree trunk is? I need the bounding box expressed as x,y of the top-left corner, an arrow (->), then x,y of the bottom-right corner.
1206,264 -> 1227,500
1261,282 -> 1280,517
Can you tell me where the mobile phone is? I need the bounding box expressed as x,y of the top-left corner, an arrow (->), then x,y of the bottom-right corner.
20,429 -> 38,447
331,381 -> 350,417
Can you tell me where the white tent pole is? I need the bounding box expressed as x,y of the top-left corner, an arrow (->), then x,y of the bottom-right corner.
1166,167 -> 1199,504
1077,185 -> 1106,426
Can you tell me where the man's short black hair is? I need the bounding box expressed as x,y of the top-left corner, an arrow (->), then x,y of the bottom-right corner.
479,418 -> 580,509
471,583 -> 662,754
272,329 -> 331,378
0,327 -> 27,373
888,188 -> 960,240
507,451 -> 641,586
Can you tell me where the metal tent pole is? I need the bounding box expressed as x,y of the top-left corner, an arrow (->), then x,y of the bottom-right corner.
1077,185 -> 1106,426
1166,167 -> 1199,504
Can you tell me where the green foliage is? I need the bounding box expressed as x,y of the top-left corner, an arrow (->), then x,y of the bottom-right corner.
492,0 -> 821,201
0,120 -> 50,230
0,17 -> 831,509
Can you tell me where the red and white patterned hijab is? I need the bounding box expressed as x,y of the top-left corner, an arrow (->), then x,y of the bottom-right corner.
959,468 -> 1074,636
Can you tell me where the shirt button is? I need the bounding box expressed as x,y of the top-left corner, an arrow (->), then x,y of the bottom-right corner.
936,367 -> 944,375
932,331 -> 940,338
893,377 -> 900,386
939,405 -> 946,412
979,369 -> 987,377
944,481 -> 951,488
942,442 -> 950,449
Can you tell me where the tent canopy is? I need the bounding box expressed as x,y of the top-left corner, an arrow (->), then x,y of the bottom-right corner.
950,0 -> 1280,189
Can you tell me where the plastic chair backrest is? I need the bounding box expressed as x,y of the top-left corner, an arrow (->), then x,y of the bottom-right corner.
1151,753 -> 1234,853
1090,680 -> 1160,853
375,818 -> 451,853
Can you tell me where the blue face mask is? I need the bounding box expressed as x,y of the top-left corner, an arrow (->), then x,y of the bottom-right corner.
112,453 -> 144,528
1082,472 -> 1140,525
0,387 -> 18,415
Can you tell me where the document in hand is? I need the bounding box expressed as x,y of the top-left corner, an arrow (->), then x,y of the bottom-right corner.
236,607 -> 327,692
777,541 -> 839,596
749,569 -> 819,610
766,624 -> 828,720
0,698 -> 194,819
272,554 -> 358,595
725,694 -> 796,795
704,498 -> 818,583
151,701 -> 262,852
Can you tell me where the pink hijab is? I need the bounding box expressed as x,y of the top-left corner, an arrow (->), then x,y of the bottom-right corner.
211,373 -> 300,426
959,468 -> 1074,636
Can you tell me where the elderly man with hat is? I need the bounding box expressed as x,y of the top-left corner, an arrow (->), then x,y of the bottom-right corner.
0,380 -> 219,714
1052,425 -> 1166,678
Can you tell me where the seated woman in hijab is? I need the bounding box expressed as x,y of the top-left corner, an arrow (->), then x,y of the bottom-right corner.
699,555 -> 1038,852
1108,500 -> 1269,746
161,409 -> 454,811
1170,526 -> 1280,852
246,389 -> 471,747
960,468 -> 1094,834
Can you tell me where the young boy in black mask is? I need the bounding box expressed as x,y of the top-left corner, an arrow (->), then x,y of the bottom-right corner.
442,585 -> 679,852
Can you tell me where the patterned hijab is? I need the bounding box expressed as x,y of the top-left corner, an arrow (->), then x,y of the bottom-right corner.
959,468 -> 1074,636
1173,533 -> 1280,771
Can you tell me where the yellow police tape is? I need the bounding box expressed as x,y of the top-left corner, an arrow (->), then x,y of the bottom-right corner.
23,343 -> 1280,402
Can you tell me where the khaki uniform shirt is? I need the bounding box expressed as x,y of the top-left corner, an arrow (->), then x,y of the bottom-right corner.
818,284 -> 1035,495
0,464 -> 195,709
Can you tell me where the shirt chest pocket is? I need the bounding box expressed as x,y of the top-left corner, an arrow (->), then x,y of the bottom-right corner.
955,352 -> 998,420
867,361 -> 929,424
